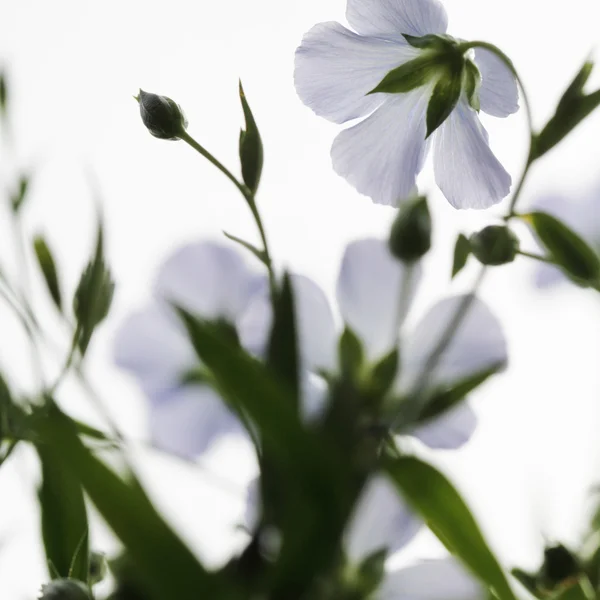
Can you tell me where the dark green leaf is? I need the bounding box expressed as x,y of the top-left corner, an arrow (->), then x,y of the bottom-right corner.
223,231 -> 267,266
368,54 -> 441,95
522,211 -> 600,286
238,81 -> 263,194
385,455 -> 516,600
11,175 -> 29,213
403,34 -> 452,50
33,235 -> 62,311
510,568 -> 538,595
452,234 -> 471,279
0,73 -> 7,118
389,196 -> 432,262
367,348 -> 399,399
35,403 -> 236,600
338,327 -> 364,381
426,61 -> 464,137
73,222 -> 115,354
551,577 -> 595,600
267,273 -> 300,409
36,443 -> 89,581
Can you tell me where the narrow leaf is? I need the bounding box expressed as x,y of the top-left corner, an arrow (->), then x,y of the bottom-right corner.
339,327 -> 364,381
452,234 -> 471,278
11,175 -> 29,213
238,81 -> 263,194
426,63 -> 463,137
0,72 -> 7,118
223,231 -> 267,266
385,455 -> 516,600
33,235 -> 62,311
552,577 -> 595,600
368,54 -> 441,95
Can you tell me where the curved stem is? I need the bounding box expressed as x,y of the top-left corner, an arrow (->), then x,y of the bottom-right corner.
178,130 -> 276,293
517,250 -> 555,264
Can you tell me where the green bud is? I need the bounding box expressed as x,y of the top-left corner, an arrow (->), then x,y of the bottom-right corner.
469,225 -> 519,266
135,89 -> 188,140
39,580 -> 92,600
389,196 -> 432,262
540,544 -> 580,588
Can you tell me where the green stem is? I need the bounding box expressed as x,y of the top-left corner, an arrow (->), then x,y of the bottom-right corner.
49,323 -> 82,394
178,130 -> 275,292
517,250 -> 555,264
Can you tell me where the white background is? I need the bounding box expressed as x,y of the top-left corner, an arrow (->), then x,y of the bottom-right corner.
1,0 -> 600,596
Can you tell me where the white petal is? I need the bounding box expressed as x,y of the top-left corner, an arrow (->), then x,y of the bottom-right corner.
113,303 -> 195,395
336,239 -> 421,361
154,242 -> 265,322
474,49 -> 519,118
347,0 -> 448,38
332,89 -> 432,206
346,475 -> 421,562
379,558 -> 484,600
238,275 -> 337,372
433,100 -> 511,209
149,385 -> 246,457
295,22 -> 419,124
301,373 -> 329,421
399,295 -> 507,394
409,402 -> 477,449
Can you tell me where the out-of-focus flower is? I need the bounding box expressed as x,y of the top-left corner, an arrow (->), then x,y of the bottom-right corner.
531,189 -> 600,287
295,0 -> 518,209
136,89 -> 188,140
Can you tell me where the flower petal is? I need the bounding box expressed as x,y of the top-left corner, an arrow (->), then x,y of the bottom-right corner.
154,242 -> 265,322
399,295 -> 507,394
474,48 -> 519,118
409,402 -> 478,449
433,100 -> 511,209
113,303 -> 195,395
347,0 -> 448,38
332,90 -> 431,206
336,239 -> 421,361
295,22 -> 419,124
380,558 -> 484,600
149,385 -> 245,457
345,475 -> 421,562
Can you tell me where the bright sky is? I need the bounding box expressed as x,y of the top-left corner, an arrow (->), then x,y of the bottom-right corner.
2,0 -> 600,597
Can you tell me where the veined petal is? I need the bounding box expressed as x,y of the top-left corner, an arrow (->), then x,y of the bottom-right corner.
149,385 -> 245,458
295,22 -> 419,124
433,100 -> 511,209
113,303 -> 195,395
399,295 -> 507,395
336,239 -> 421,361
347,0 -> 448,38
408,402 -> 477,449
332,90 -> 431,207
474,48 -> 519,118
154,242 -> 265,322
345,475 -> 421,562
379,558 -> 484,600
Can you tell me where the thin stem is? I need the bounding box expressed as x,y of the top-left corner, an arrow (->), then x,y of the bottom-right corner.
517,250 -> 555,264
178,130 -> 275,292
49,323 -> 81,394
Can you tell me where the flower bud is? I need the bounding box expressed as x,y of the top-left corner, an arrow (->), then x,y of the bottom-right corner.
136,89 -> 188,140
39,579 -> 92,600
469,225 -> 519,266
389,196 -> 432,262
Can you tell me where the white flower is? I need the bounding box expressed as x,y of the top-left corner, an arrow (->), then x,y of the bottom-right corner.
294,0 -> 519,209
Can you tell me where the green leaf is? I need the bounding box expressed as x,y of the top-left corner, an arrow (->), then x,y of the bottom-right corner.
0,72 -> 7,119
11,175 -> 29,213
73,222 -> 115,354
367,348 -> 399,399
36,442 -> 89,581
238,81 -> 263,194
384,455 -> 516,600
552,577 -> 595,600
267,273 -> 300,409
426,61 -> 464,137
452,234 -> 471,279
368,54 -> 441,95
533,61 -> 600,160
223,231 -> 267,266
338,327 -> 364,381
35,403 -> 236,600
403,33 -> 452,50
33,235 -> 62,312
522,211 -> 600,286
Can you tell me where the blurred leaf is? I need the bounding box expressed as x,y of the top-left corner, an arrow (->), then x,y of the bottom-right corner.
0,72 -> 7,118
367,348 -> 398,400
238,81 -> 263,194
33,235 -> 62,311
36,443 -> 89,581
35,402 -> 237,600
510,568 -> 538,595
552,577 -> 595,600
533,61 -> 600,160
267,273 -> 300,410
426,61 -> 463,137
223,231 -> 267,266
338,327 -> 364,381
385,455 -> 516,600
11,175 -> 29,213
452,234 -> 471,278
73,222 -> 115,354
521,211 -> 600,287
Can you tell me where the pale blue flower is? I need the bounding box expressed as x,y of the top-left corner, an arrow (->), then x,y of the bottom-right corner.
295,0 -> 519,209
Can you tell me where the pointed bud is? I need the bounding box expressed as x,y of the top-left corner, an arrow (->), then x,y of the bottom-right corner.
389,196 -> 432,262
39,579 -> 92,600
470,225 -> 519,266
135,89 -> 188,140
